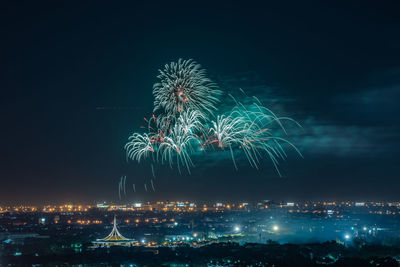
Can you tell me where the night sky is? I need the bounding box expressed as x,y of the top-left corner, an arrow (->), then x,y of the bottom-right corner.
2,1 -> 400,205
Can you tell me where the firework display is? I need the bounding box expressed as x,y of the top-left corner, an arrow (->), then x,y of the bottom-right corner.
125,59 -> 302,174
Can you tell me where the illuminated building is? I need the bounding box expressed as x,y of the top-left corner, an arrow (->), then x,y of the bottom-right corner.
92,216 -> 137,247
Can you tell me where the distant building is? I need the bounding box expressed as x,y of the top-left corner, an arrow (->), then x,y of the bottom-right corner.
92,216 -> 137,247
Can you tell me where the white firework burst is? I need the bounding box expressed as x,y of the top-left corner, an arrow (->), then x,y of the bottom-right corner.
208,115 -> 245,149
177,109 -> 205,135
125,133 -> 155,162
207,97 -> 303,173
158,123 -> 200,173
153,59 -> 221,117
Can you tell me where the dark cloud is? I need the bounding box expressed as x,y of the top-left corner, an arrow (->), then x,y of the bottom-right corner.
217,73 -> 397,157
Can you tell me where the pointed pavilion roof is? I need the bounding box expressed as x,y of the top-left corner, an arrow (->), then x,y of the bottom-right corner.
96,215 -> 131,242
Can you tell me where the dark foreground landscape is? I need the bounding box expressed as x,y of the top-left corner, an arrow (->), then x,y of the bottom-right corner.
2,242 -> 400,266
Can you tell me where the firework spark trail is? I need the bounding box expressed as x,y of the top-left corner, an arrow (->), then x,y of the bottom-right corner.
150,179 -> 155,192
132,183 -> 136,193
151,164 -> 155,178
118,183 -> 120,200
118,177 -> 122,200
123,176 -> 126,195
144,183 -> 148,192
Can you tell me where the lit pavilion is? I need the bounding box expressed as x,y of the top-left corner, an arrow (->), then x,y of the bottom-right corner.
92,215 -> 137,247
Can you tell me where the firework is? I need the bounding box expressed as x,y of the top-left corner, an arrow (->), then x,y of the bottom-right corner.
158,123 -> 200,173
206,97 -> 303,173
207,114 -> 246,149
125,59 -> 302,175
125,133 -> 155,162
125,110 -> 205,172
153,59 -> 221,116
177,109 -> 205,135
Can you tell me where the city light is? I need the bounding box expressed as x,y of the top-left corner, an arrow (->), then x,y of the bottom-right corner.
1,200 -> 398,260
2,201 -> 400,214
